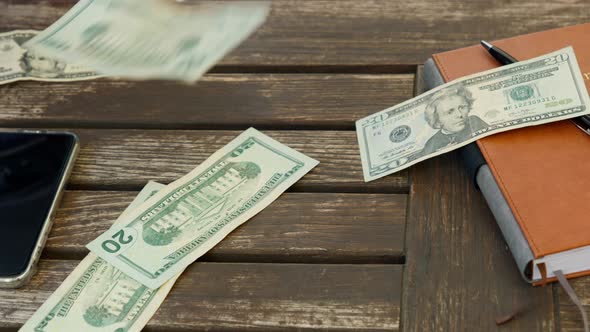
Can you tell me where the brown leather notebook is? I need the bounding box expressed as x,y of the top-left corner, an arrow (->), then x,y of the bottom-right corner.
430,23 -> 590,285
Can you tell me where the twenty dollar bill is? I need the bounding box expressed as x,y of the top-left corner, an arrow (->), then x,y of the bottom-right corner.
87,128 -> 319,289
357,47 -> 590,181
24,0 -> 270,82
20,181 -> 179,332
0,30 -> 98,85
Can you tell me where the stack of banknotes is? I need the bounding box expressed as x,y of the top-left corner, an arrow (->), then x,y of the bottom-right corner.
20,128 -> 319,331
0,0 -> 270,84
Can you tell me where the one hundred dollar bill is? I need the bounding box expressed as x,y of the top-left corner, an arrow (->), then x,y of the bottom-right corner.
357,47 -> 590,182
24,0 -> 270,82
20,181 -> 181,332
87,128 -> 319,289
0,30 -> 98,84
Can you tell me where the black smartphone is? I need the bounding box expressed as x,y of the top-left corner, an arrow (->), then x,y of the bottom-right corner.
0,130 -> 78,288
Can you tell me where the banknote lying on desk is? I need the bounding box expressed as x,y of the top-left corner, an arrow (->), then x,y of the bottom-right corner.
0,30 -> 98,84
87,128 -> 319,289
20,182 -> 175,332
357,47 -> 590,182
23,0 -> 270,82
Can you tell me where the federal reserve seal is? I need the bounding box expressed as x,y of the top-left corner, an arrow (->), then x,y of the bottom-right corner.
389,125 -> 411,143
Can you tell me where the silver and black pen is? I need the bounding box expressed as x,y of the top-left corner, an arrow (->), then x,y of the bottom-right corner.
481,40 -> 590,136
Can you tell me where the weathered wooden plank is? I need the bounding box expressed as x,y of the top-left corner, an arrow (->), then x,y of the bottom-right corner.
402,151 -> 555,331
63,129 -> 408,192
1,1 -> 588,66
46,191 -> 406,263
0,74 -> 413,129
402,66 -> 555,331
558,278 -> 590,332
0,261 -> 401,331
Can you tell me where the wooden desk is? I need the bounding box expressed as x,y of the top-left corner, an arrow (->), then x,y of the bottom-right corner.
0,1 -> 588,331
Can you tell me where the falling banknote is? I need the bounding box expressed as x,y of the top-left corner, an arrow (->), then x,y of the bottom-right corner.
357,47 -> 590,182
87,128 -> 319,289
0,30 -> 98,84
19,181 -> 180,332
24,0 -> 270,82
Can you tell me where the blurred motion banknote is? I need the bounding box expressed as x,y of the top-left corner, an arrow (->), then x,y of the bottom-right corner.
0,30 -> 98,84
24,0 -> 270,82
357,47 -> 590,182
87,128 -> 318,289
19,181 -> 180,332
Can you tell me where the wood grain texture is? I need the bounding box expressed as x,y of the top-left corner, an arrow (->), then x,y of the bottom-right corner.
0,74 -> 413,130
62,129 -> 409,192
402,152 -> 556,332
0,261 -> 402,331
46,191 -> 407,263
1,1 -> 589,67
558,277 -> 590,332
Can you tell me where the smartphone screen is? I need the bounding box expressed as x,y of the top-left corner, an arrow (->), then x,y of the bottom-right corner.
0,132 -> 77,277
